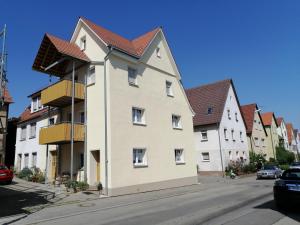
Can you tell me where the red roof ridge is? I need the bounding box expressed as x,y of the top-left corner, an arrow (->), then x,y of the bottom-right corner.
186,79 -> 232,92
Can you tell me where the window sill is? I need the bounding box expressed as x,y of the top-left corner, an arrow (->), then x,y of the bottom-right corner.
129,83 -> 139,88
133,164 -> 148,168
167,94 -> 174,98
225,138 -> 229,141
133,122 -> 147,127
176,162 -> 185,165
233,140 -> 236,142
202,160 -> 210,162
29,136 -> 36,139
87,82 -> 95,87
173,127 -> 183,130
20,139 -> 26,142
201,139 -> 208,142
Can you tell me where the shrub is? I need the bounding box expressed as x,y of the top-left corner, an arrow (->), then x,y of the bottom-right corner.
278,164 -> 289,171
241,163 -> 257,173
276,147 -> 295,164
77,181 -> 89,191
249,151 -> 266,165
18,168 -> 33,180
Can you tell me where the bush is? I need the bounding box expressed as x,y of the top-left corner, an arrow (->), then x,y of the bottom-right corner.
18,168 -> 33,180
77,181 -> 89,191
31,167 -> 45,183
241,163 -> 257,173
276,147 -> 295,164
278,164 -> 289,171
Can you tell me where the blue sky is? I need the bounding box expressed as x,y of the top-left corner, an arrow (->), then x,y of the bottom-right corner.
1,0 -> 300,128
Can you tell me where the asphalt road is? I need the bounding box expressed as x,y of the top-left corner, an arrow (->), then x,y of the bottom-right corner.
2,176 -> 300,225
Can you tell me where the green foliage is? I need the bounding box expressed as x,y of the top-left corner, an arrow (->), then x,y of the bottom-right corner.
249,151 -> 266,165
65,180 -> 89,192
276,147 -> 295,165
241,163 -> 257,173
77,181 -> 89,191
17,168 -> 33,180
278,164 -> 290,171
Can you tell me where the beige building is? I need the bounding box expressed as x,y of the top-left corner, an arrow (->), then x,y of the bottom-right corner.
241,104 -> 268,157
32,17 -> 197,196
261,112 -> 279,160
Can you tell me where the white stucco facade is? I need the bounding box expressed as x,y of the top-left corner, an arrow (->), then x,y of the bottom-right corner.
277,119 -> 289,150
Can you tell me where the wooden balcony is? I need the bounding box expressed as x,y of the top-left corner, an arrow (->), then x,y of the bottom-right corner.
41,80 -> 84,107
39,123 -> 84,145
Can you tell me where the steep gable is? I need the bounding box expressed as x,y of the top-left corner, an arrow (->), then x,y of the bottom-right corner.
261,112 -> 278,127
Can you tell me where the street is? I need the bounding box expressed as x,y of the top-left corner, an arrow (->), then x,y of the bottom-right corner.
0,176 -> 299,225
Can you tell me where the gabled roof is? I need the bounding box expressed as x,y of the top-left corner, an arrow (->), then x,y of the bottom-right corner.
80,17 -> 160,58
261,112 -> 278,127
19,106 -> 49,124
241,103 -> 268,136
276,117 -> 283,126
186,79 -> 244,127
286,123 -> 294,145
3,88 -> 13,103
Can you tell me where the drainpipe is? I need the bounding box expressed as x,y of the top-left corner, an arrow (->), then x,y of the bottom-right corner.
103,48 -> 113,195
217,122 -> 224,177
84,65 -> 88,183
70,61 -> 75,181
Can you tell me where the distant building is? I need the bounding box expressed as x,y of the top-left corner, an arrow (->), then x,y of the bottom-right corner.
276,117 -> 289,150
286,123 -> 298,158
186,79 -> 249,175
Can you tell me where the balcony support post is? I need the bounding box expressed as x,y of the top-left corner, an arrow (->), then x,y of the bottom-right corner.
70,61 -> 75,181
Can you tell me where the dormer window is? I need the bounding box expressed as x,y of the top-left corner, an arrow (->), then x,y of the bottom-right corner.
156,47 -> 161,58
31,96 -> 43,113
207,107 -> 213,115
80,36 -> 86,51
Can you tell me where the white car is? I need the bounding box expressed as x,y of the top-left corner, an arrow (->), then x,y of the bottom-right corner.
290,162 -> 300,169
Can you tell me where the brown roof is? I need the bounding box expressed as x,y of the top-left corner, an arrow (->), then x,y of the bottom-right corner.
3,88 -> 13,103
261,112 -> 278,127
276,117 -> 283,126
19,107 -> 48,123
241,104 -> 257,134
186,79 -> 236,126
81,17 -> 160,57
286,123 -> 294,145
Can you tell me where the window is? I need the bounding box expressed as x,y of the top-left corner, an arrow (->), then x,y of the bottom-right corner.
32,152 -> 37,167
201,130 -> 208,141
254,137 -> 259,147
240,131 -> 243,142
20,126 -> 26,141
172,115 -> 182,129
202,152 -> 210,161
80,112 -> 85,124
235,112 -> 238,122
132,107 -> 145,125
175,149 -> 185,164
133,148 -> 147,166
229,151 -> 233,160
80,153 -> 84,168
87,66 -> 95,85
32,96 -> 42,112
207,107 -> 213,115
231,129 -> 235,141
37,96 -> 42,110
236,151 -> 239,158
80,36 -> 86,51
224,128 -> 228,140
49,118 -> 55,125
166,81 -> 173,96
227,109 -> 231,120
261,138 -> 265,147
128,67 -> 138,86
29,123 -> 36,138
156,47 -> 161,58
24,154 -> 29,168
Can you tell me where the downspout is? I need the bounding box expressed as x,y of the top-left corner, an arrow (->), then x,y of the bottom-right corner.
103,47 -> 113,195
217,122 -> 224,177
84,65 -> 88,183
70,61 -> 75,181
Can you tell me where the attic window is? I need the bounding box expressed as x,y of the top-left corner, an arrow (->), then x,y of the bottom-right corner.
80,36 -> 86,51
156,47 -> 161,58
207,107 -> 213,115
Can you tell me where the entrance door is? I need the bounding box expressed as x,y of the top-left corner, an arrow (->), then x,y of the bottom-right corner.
91,150 -> 100,183
50,151 -> 57,180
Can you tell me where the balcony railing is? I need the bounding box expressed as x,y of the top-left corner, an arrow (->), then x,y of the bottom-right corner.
39,122 -> 84,145
41,79 -> 84,107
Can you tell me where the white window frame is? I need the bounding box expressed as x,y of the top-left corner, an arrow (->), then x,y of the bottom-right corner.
29,122 -> 36,139
32,152 -> 37,168
175,149 -> 185,164
49,117 -> 55,125
24,153 -> 29,168
166,81 -> 173,97
128,67 -> 138,86
172,114 -> 182,129
132,107 -> 146,125
231,129 -> 235,141
156,47 -> 161,58
87,66 -> 96,85
80,36 -> 86,51
201,152 -> 210,162
133,148 -> 147,167
224,128 -> 228,140
20,126 -> 26,141
201,130 -> 208,141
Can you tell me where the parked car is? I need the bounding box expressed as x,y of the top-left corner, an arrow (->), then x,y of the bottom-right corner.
0,164 -> 13,184
289,162 -> 300,169
273,168 -> 300,208
257,165 -> 282,179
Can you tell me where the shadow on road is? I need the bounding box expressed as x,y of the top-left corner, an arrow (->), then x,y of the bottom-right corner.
0,181 -> 54,218
254,199 -> 300,222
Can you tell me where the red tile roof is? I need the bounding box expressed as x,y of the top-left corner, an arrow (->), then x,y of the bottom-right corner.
185,79 -> 233,126
261,112 -> 277,127
286,123 -> 294,145
276,117 -> 283,126
81,17 -> 160,57
241,104 -> 257,134
3,88 -> 13,103
19,107 -> 48,123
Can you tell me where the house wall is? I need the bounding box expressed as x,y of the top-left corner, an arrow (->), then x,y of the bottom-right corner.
264,119 -> 279,160
277,121 -> 289,150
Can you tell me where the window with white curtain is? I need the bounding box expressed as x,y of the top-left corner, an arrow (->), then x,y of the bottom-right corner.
132,107 -> 145,125
133,149 -> 147,166
175,149 -> 184,164
172,115 -> 182,129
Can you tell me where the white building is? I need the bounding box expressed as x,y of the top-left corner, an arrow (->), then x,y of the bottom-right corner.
186,79 -> 249,175
276,117 -> 289,150
15,92 -> 58,176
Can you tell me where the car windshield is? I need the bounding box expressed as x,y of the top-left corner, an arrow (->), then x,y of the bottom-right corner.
281,170 -> 300,180
0,165 -> 8,170
291,162 -> 300,166
263,165 -> 276,170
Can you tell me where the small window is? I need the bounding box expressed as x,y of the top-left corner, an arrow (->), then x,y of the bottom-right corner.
80,153 -> 84,168
156,47 -> 161,58
229,151 -> 233,160
175,149 -> 184,164
20,126 -> 26,141
236,151 -> 239,158
227,109 -> 231,120
24,154 -> 29,168
240,131 -> 243,142
207,107 -> 213,115
49,118 -> 55,125
235,112 -> 238,122
29,123 -> 36,138
128,67 -> 138,86
80,36 -> 86,51
254,137 -> 259,147
202,152 -> 210,162
224,128 -> 228,140
133,148 -> 147,166
132,107 -> 145,125
80,112 -> 85,124
32,97 -> 42,112
261,138 -> 265,147
201,130 -> 208,141
166,81 -> 173,96
172,115 -> 182,129
231,129 -> 235,141
87,66 -> 95,85
32,152 -> 37,167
